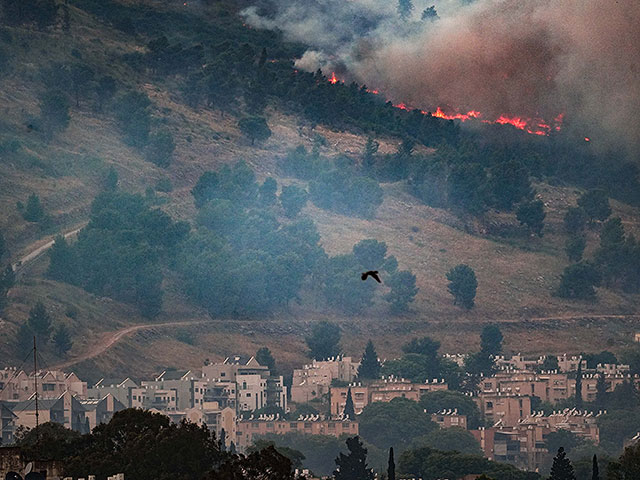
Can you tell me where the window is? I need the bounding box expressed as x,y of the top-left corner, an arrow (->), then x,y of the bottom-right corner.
252,423 -> 259,429
290,422 -> 298,429
486,401 -> 494,409
221,372 -> 226,377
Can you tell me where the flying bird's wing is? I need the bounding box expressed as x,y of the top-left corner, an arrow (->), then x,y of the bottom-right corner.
361,272 -> 367,281
371,271 -> 382,283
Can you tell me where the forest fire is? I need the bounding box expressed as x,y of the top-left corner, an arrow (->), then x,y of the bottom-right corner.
327,75 -> 564,137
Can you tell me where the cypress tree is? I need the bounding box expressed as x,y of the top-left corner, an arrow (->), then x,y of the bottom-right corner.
344,387 -> 356,419
388,447 -> 395,480
334,436 -> 374,480
575,360 -> 583,409
549,447 -> 576,480
592,454 -> 599,480
595,373 -> 608,408
358,340 -> 381,379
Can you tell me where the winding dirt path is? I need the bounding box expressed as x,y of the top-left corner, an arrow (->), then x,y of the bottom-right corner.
51,319 -> 210,370
12,223 -> 87,272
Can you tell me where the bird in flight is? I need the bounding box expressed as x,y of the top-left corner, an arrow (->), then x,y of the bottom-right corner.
361,270 -> 381,283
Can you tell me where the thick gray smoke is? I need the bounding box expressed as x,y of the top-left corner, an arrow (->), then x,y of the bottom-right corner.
243,0 -> 640,152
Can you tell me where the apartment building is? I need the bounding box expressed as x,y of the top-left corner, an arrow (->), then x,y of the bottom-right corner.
430,410 -> 468,429
331,378 -> 448,416
141,370 -> 207,411
80,393 -> 126,430
236,417 -> 359,450
290,356 -> 360,404
0,368 -> 87,403
88,377 -> 138,407
472,410 -> 601,471
477,392 -> 532,427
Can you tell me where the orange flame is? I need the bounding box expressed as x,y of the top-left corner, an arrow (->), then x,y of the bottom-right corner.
585,137 -> 590,142
433,106 -> 482,121
326,80 -> 565,136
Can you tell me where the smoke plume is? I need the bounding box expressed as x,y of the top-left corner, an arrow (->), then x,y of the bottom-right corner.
243,0 -> 640,153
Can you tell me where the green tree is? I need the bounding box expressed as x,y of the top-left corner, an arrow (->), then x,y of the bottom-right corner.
447,163 -> 488,215
306,321 -> 341,360
388,447 -> 395,480
238,116 -> 271,145
489,161 -> 533,211
595,373 -> 608,408
15,422 -> 81,461
359,398 -> 437,450
446,264 -> 477,309
344,387 -> 356,419
353,239 -> 387,271
575,360 -> 583,409
259,177 -> 278,206
403,337 -> 440,359
114,90 -> 151,147
592,454 -> 599,480
414,427 -> 483,455
22,193 -> 46,222
39,89 -> 71,135
104,166 -> 118,191
565,235 -> 586,262
516,199 -> 545,236
256,346 -> 276,373
420,391 -> 483,429
0,230 -> 5,259
334,436 -> 375,480
52,324 -> 72,355
549,447 -> 576,480
556,262 -> 601,300
247,440 -> 305,470
145,130 -> 175,167
578,190 -> 611,223
564,207 -> 587,234
358,340 -> 381,380
385,270 -> 418,313
95,75 -> 117,112
16,323 -> 34,353
362,137 -> 379,172
27,301 -> 52,343
0,265 -> 15,311
280,185 -> 308,218
422,6 -> 438,21
397,0 -> 414,19
540,355 -> 559,372
47,236 -> 79,283
481,325 -> 503,356
70,63 -> 95,107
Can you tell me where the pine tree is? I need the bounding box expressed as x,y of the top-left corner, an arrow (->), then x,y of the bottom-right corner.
388,447 -> 395,480
334,436 -> 374,480
362,137 -> 379,172
52,324 -> 72,356
22,193 -> 46,222
595,373 -> 608,408
592,454 -> 599,480
344,387 -> 356,419
575,360 -> 583,409
397,0 -> 414,20
357,340 -> 381,380
256,347 -> 276,373
27,302 -> 52,343
549,447 -> 576,480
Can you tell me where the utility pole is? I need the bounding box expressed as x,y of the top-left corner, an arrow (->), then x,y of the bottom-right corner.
33,336 -> 39,432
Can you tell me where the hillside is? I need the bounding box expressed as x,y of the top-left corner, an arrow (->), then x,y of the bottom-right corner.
0,0 -> 639,382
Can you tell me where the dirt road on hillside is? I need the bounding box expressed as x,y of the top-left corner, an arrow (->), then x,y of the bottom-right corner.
13,223 -> 87,272
51,320 -> 210,370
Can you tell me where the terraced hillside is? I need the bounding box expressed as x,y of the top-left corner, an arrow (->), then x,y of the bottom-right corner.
0,0 -> 639,381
